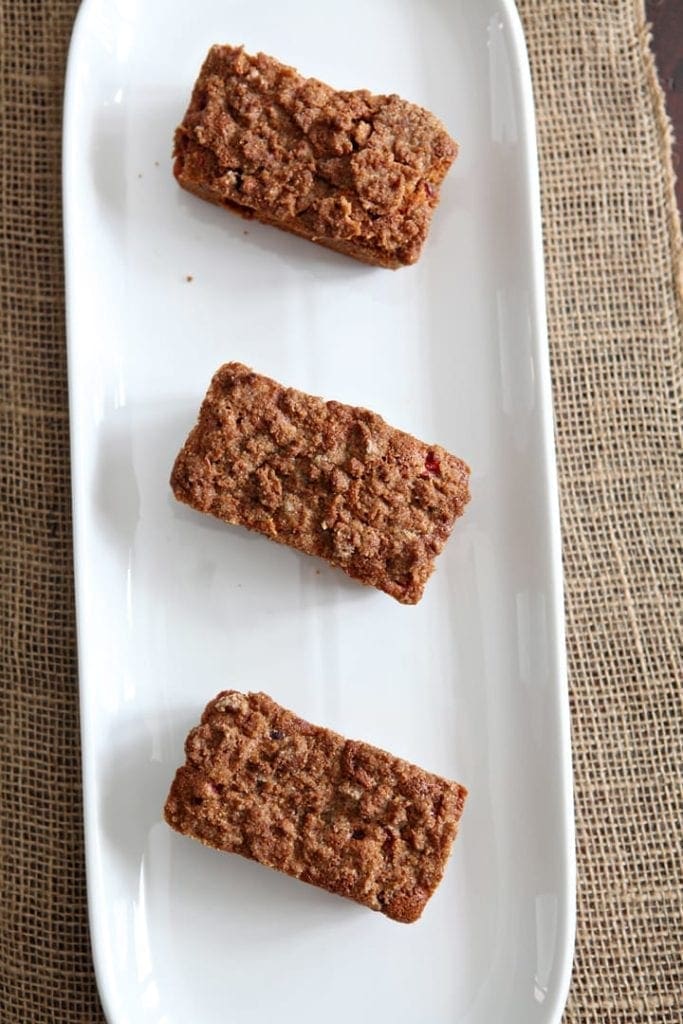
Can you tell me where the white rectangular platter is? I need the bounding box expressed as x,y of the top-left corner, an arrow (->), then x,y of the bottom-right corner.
63,1 -> 575,1021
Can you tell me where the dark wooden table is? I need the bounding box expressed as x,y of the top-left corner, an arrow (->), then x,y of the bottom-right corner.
646,0 -> 683,217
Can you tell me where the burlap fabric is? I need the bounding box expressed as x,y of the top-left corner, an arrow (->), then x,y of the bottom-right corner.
1,1 -> 681,1020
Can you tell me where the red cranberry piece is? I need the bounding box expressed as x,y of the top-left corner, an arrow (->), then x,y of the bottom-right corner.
424,451 -> 441,474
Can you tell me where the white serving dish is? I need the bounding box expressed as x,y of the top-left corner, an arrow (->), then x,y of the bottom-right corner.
63,1 -> 575,1021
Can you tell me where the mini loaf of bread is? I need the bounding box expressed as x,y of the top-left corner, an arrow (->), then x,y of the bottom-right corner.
164,691 -> 468,923
170,362 -> 471,604
173,45 -> 458,268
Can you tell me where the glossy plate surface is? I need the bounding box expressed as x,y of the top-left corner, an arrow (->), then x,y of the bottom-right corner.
63,1 -> 575,1021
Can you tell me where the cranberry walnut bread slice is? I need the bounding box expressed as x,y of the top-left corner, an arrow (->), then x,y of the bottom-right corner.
164,691 -> 468,924
173,45 -> 458,268
170,362 -> 471,604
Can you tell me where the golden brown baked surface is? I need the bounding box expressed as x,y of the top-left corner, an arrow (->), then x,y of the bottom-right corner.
173,45 -> 458,268
170,362 -> 470,604
164,691 -> 467,923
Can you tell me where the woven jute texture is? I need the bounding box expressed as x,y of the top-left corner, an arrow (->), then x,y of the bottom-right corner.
1,1 -> 681,1021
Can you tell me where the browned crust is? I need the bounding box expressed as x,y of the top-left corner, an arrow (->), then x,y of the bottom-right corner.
173,45 -> 458,268
164,691 -> 468,923
170,362 -> 471,604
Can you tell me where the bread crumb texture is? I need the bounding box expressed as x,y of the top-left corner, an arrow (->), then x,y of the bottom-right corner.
170,363 -> 470,604
173,45 -> 458,267
165,691 -> 468,923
